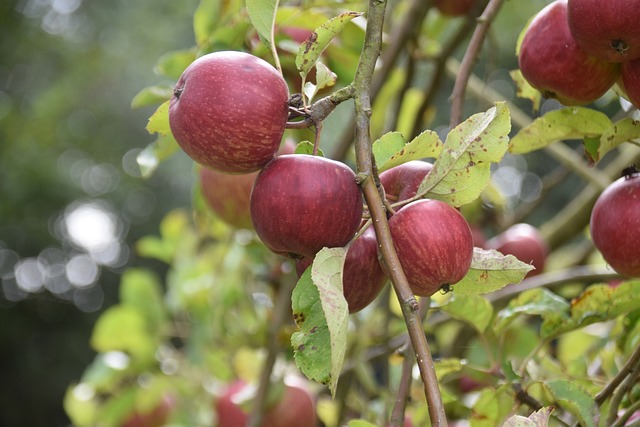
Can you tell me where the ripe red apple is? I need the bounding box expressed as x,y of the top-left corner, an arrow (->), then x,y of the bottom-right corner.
295,224 -> 387,313
486,223 -> 549,278
518,0 -> 620,106
122,395 -> 174,427
567,0 -> 640,63
215,379 -> 316,427
379,161 -> 433,207
590,168 -> 640,277
199,140 -> 296,229
250,154 -> 363,258
388,199 -> 474,297
433,0 -> 477,17
169,51 -> 290,173
621,59 -> 640,109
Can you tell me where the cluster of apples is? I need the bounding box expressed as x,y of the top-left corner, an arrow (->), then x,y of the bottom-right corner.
169,51 -> 478,312
518,0 -> 640,107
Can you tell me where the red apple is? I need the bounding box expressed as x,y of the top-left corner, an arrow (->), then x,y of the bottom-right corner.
518,0 -> 620,106
388,199 -> 474,297
250,154 -> 363,258
433,0 -> 477,17
296,224 -> 387,313
590,168 -> 640,277
169,51 -> 290,173
379,161 -> 433,207
486,223 -> 548,278
621,59 -> 640,109
215,379 -> 316,427
199,140 -> 296,229
122,395 -> 174,427
567,0 -> 640,63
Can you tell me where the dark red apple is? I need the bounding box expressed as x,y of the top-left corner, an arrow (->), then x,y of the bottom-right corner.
122,395 -> 174,427
621,59 -> 640,109
388,199 -> 474,297
295,225 -> 387,313
518,0 -> 620,106
379,161 -> 433,207
433,0 -> 477,17
215,379 -> 316,427
486,223 -> 548,278
567,0 -> 640,63
250,154 -> 363,258
169,51 -> 289,173
199,140 -> 296,229
590,168 -> 640,277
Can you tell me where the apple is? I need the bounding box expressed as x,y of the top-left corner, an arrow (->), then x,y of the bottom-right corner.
169,51 -> 290,173
518,0 -> 620,106
122,395 -> 174,427
589,167 -> 640,277
215,379 -> 316,427
388,199 -> 474,297
433,0 -> 477,17
621,59 -> 640,109
486,223 -> 548,278
567,0 -> 640,63
250,154 -> 363,258
199,140 -> 296,229
379,161 -> 433,207
296,224 -> 387,313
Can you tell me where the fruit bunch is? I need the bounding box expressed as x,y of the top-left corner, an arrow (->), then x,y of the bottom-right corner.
169,51 -> 477,311
518,0 -> 640,108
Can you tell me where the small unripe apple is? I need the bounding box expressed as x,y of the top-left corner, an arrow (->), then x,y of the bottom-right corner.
567,0 -> 640,63
121,395 -> 174,427
590,168 -> 640,277
518,0 -> 620,106
169,51 -> 289,173
621,59 -> 640,109
379,161 -> 433,207
388,199 -> 474,296
433,0 -> 477,17
296,225 -> 387,313
486,223 -> 548,278
250,154 -> 363,258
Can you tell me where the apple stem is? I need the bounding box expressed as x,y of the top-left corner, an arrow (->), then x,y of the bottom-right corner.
449,0 -> 505,128
352,0 -> 448,425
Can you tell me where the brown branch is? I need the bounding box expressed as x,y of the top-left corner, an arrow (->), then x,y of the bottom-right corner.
285,85 -> 355,129
596,344 -> 640,406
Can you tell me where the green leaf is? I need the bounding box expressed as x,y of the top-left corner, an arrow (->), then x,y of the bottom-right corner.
434,358 -> 465,379
295,11 -> 363,78
303,61 -> 337,102
64,383 -> 98,427
545,380 -> 598,427
90,306 -> 155,360
119,268 -> 166,336
193,0 -> 221,47
136,134 -> 179,178
419,102 -> 511,207
145,100 -> 171,136
586,118 -> 640,164
347,421 -> 377,427
440,294 -> 494,333
375,130 -> 444,173
510,69 -> 541,112
291,247 -> 348,396
503,407 -> 552,427
494,288 -> 570,335
372,132 -> 406,170
470,385 -> 515,427
153,49 -> 196,80
294,141 -> 325,156
452,248 -> 534,296
131,85 -> 174,109
246,0 -> 278,49
509,107 -> 612,154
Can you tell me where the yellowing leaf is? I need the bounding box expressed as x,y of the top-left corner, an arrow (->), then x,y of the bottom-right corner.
586,118 -> 640,164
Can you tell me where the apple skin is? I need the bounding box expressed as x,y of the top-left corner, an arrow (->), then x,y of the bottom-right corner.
433,0 -> 477,17
169,51 -> 290,174
199,140 -> 296,229
621,59 -> 640,109
295,225 -> 387,313
215,380 -> 316,427
379,161 -> 433,206
250,154 -> 363,258
388,199 -> 474,297
518,0 -> 620,106
567,0 -> 640,63
486,223 -> 548,278
590,171 -> 640,277
121,395 -> 174,427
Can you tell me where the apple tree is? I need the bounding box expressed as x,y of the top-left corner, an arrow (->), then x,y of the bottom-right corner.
65,0 -> 640,426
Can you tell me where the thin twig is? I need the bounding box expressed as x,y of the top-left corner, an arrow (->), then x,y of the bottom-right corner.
606,354 -> 640,426
596,344 -> 640,405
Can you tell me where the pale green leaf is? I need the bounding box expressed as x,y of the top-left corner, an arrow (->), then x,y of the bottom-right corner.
64,383 -> 99,427
452,248 -> 533,296
131,85 -> 174,109
294,141 -> 325,156
136,134 -> 179,178
545,380 -> 597,427
291,247 -> 348,396
470,385 -> 515,427
397,88 -> 426,138
419,102 -> 511,207
372,132 -> 406,170
119,268 -> 166,336
510,69 -> 541,112
494,288 -> 570,335
434,358 -> 465,379
586,118 -> 640,164
193,0 -> 221,47
503,407 -> 552,427
440,294 -> 494,333
246,0 -> 278,48
153,49 -> 196,80
509,107 -> 612,154
90,306 -> 155,360
295,11 -> 363,78
347,421 -> 377,427
314,61 -> 337,91
376,130 -> 443,173
145,100 -> 171,136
